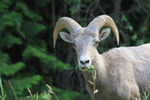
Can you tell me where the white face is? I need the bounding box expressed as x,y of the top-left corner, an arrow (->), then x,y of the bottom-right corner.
60,28 -> 110,71
71,34 -> 99,71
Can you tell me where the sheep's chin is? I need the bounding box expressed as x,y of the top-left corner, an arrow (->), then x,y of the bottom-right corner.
79,67 -> 88,71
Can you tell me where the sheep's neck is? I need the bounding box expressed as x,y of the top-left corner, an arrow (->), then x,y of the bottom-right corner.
82,50 -> 106,86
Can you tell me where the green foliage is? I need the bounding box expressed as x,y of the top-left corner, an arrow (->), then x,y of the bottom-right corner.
0,51 -> 25,76
34,0 -> 51,7
0,77 -> 5,99
15,2 -> 43,21
88,65 -> 95,73
0,62 -> 25,76
0,51 -> 10,65
135,83 -> 150,100
0,0 -> 75,99
38,92 -> 52,100
64,0 -> 81,15
0,34 -> 23,48
0,0 -> 12,13
131,34 -> 137,41
143,83 -> 150,100
0,11 -> 22,31
51,86 -> 80,100
22,45 -> 69,72
0,0 -> 150,99
0,0 -> 72,99
5,75 -> 42,98
83,0 -> 92,3
22,20 -> 46,37
120,15 -> 133,32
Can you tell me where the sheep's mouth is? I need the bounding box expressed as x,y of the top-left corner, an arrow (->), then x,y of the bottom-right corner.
79,67 -> 88,71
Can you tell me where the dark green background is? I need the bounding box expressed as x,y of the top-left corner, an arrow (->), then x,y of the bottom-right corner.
0,0 -> 150,99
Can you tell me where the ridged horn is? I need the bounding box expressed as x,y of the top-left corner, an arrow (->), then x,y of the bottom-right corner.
87,15 -> 119,44
53,17 -> 81,48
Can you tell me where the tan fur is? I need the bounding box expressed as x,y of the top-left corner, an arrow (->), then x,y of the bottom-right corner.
55,16 -> 150,99
83,43 -> 150,100
59,26 -> 150,99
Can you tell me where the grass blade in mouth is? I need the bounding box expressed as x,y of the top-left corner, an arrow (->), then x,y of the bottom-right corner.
79,67 -> 87,71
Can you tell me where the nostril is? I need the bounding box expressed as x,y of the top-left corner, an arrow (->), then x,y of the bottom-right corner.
80,60 -> 90,65
85,60 -> 89,64
80,61 -> 84,64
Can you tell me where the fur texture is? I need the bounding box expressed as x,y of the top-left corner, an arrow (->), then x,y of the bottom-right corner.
83,43 -> 150,100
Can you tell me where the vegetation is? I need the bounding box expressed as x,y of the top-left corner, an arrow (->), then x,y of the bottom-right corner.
0,0 -> 150,100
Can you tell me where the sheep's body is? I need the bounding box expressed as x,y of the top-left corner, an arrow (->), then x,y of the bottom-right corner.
53,15 -> 150,100
83,43 -> 150,100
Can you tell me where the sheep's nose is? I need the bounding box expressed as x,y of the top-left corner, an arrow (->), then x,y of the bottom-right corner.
79,56 -> 90,67
80,60 -> 89,65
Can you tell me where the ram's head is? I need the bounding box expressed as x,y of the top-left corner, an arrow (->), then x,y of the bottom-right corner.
53,15 -> 119,71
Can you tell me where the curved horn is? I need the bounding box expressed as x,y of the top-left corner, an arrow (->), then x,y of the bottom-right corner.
87,15 -> 119,44
53,17 -> 81,48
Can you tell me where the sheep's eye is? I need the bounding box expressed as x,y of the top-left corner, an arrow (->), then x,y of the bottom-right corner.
71,43 -> 75,46
95,42 -> 99,45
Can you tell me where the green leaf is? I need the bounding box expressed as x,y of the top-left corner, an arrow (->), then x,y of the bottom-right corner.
15,2 -> 43,21
0,3 -> 9,9
131,34 -> 137,41
128,26 -> 133,31
22,45 -> 69,72
3,21 -> 14,26
83,0 -> 92,3
136,40 -> 145,46
0,62 -> 25,76
0,11 -> 22,32
0,77 -> 4,98
51,86 -> 80,100
0,51 -> 10,65
121,15 -> 128,22
22,20 -> 46,37
6,75 -> 42,96
34,0 -> 51,7
1,0 -> 13,5
88,65 -> 95,73
140,26 -> 147,33
2,11 -> 22,27
0,34 -> 23,48
16,28 -> 26,39
146,93 -> 150,99
69,7 -> 77,15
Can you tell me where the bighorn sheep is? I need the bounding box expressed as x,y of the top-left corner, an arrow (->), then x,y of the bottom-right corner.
53,15 -> 150,100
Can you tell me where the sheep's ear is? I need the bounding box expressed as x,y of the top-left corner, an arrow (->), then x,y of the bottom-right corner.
99,28 -> 110,41
59,32 -> 71,43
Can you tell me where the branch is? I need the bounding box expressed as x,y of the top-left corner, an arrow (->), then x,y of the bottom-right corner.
8,80 -> 17,100
52,0 -> 55,28
135,0 -> 150,16
143,15 -> 149,26
98,5 -> 105,14
85,0 -> 96,22
85,0 -> 106,23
